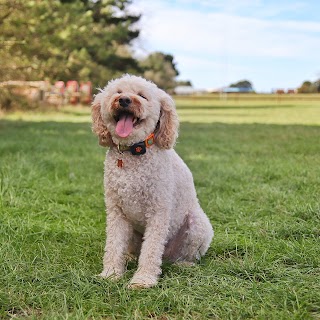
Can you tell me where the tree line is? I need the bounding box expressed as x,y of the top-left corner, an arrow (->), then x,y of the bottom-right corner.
297,80 -> 320,93
0,0 -> 179,92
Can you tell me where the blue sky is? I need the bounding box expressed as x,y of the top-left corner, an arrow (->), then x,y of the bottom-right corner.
131,0 -> 320,92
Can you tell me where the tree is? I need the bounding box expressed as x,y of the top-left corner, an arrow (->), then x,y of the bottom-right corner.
229,80 -> 253,89
315,80 -> 320,93
75,0 -> 141,76
297,80 -> 320,93
298,81 -> 313,93
176,80 -> 193,87
139,52 -> 179,92
0,0 -> 141,86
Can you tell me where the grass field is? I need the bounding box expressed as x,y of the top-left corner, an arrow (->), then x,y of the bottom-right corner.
1,95 -> 320,319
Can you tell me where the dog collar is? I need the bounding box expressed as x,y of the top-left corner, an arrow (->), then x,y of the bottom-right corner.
116,133 -> 155,156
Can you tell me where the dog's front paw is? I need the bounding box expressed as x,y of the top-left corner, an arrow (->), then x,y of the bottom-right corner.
98,268 -> 123,280
128,272 -> 158,289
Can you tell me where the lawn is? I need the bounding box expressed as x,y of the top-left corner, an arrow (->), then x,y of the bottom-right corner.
1,96 -> 320,319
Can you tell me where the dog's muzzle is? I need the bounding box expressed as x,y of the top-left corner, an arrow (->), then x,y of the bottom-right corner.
119,96 -> 132,108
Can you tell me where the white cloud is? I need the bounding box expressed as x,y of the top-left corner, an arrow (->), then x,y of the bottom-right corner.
131,0 -> 320,90
136,7 -> 320,59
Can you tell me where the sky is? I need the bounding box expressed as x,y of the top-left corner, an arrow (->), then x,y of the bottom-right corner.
129,0 -> 320,92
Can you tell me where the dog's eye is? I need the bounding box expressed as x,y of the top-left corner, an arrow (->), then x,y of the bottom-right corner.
117,90 -> 122,94
138,93 -> 147,100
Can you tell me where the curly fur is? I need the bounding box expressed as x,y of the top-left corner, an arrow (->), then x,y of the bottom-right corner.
91,74 -> 214,288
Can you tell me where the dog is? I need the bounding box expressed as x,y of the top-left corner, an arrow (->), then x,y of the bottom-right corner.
91,74 -> 213,288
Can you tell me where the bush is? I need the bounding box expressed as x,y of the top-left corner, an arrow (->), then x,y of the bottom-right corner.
0,87 -> 34,112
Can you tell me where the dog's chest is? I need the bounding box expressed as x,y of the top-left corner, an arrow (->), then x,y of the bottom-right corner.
104,151 -> 161,224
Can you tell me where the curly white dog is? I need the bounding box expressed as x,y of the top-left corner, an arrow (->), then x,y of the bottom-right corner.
92,74 -> 214,288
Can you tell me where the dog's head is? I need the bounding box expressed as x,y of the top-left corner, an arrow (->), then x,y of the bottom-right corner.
91,74 -> 179,149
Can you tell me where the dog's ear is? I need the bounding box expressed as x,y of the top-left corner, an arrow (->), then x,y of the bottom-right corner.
91,93 -> 113,147
155,92 -> 179,149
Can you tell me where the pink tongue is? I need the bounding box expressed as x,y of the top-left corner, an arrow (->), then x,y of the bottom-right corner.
115,114 -> 134,138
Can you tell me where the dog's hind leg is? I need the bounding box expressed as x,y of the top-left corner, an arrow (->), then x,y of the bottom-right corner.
163,215 -> 190,262
164,209 -> 213,263
184,209 -> 214,262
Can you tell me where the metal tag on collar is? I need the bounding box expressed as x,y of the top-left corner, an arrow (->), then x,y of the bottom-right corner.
117,144 -> 124,154
117,144 -> 130,153
130,142 -> 146,155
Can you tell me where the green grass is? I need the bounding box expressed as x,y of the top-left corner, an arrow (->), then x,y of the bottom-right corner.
1,96 -> 320,319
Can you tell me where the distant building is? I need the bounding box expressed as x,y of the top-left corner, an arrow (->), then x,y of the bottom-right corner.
206,87 -> 221,93
222,87 -> 254,93
174,86 -> 195,95
274,89 -> 285,94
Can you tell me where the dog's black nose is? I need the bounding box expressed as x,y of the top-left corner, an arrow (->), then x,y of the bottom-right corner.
119,96 -> 132,108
